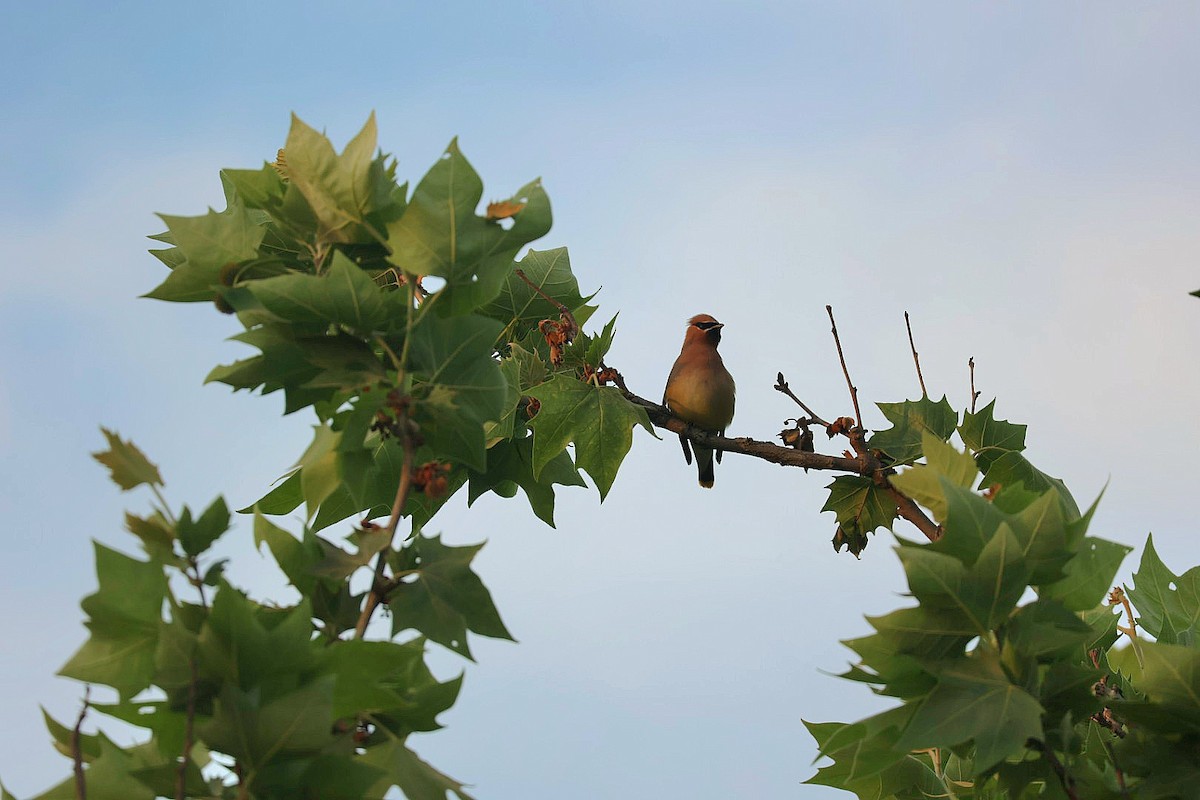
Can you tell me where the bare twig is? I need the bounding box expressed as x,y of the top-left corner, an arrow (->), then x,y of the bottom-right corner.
904,312 -> 928,398
354,421 -> 417,639
826,306 -> 863,430
773,372 -> 831,427
968,357 -> 980,414
1027,739 -> 1079,800
73,686 -> 91,800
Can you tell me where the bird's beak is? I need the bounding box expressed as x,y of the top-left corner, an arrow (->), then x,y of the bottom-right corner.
713,323 -> 724,330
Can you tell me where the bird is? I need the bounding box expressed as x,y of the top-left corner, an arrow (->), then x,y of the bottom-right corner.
663,314 -> 736,488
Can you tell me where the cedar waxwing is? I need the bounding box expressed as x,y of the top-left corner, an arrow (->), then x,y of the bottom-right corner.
663,314 -> 736,488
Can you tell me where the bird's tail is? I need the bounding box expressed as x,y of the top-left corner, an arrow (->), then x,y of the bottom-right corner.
695,445 -> 716,489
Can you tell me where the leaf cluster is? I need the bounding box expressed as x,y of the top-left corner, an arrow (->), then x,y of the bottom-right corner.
809,402 -> 1200,799
13,116 -> 655,799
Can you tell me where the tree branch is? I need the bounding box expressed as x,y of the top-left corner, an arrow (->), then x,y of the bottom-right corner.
905,312 -> 928,398
969,357 -> 980,414
354,419 -> 416,639
621,390 -> 943,542
773,372 -> 831,428
1027,739 -> 1079,800
623,392 -> 860,472
73,686 -> 90,800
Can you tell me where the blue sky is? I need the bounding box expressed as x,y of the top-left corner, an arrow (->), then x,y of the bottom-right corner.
2,3 -> 1200,798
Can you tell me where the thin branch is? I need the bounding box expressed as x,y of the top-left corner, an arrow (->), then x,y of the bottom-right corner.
73,686 -> 91,800
826,306 -> 864,430
904,312 -> 928,398
623,389 -> 943,542
354,422 -> 417,639
773,372 -> 831,427
1027,739 -> 1079,800
623,391 -> 859,472
884,484 -> 943,541
968,357 -> 980,414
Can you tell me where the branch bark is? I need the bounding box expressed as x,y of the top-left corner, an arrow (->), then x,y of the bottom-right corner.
622,391 -> 943,541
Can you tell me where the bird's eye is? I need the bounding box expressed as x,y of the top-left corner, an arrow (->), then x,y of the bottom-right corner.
694,321 -> 719,331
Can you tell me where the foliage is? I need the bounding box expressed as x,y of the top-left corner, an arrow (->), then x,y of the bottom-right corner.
11,113 -> 1200,799
14,114 -> 651,799
809,410 -> 1200,798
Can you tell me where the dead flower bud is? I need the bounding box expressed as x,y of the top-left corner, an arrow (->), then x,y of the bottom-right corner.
779,428 -> 804,448
412,461 -> 452,500
826,417 -> 856,438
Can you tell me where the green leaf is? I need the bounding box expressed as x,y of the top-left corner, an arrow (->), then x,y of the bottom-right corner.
1126,533 -> 1200,645
933,482 -> 1009,566
526,375 -> 654,500
982,451 -> 1081,520
1041,537 -> 1132,612
868,396 -> 958,465
176,496 -> 230,557
1127,640 -> 1200,711
249,472 -> 303,516
124,511 -> 177,563
821,475 -> 899,548
896,652 -> 1044,772
30,739 -> 161,800
1005,599 -> 1094,660
312,526 -> 391,580
1010,489 -> 1073,585
276,113 -> 383,245
200,678 -> 335,769
92,428 -> 163,491
58,543 -> 167,698
206,323 -> 336,414
888,433 -> 979,521
467,434 -> 586,527
385,140 -> 551,314
318,639 -> 462,731
145,199 -> 267,303
360,735 -> 475,800
958,400 -> 1027,472
389,535 -> 512,659
480,246 -> 587,333
296,424 -> 343,518
41,707 -> 103,762
253,510 -> 323,594
409,313 -> 509,471
196,586 -> 318,691
898,525 -> 1029,634
247,250 -> 396,331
